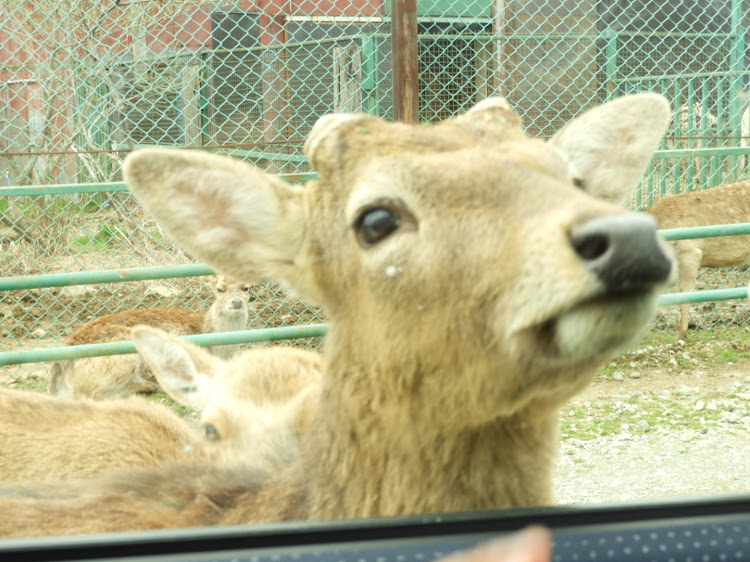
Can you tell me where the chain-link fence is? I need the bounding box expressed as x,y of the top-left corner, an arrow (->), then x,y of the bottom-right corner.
2,0 -> 750,381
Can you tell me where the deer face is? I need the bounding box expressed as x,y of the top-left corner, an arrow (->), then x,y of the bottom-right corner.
125,94 -> 673,427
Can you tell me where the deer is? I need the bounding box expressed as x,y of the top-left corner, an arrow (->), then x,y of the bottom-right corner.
0,387 -> 203,481
646,180 -> 750,340
668,102 -> 718,181
0,334 -> 322,482
49,275 -> 252,400
668,102 -> 717,151
675,102 -> 717,140
132,326 -> 323,466
0,93 -> 674,538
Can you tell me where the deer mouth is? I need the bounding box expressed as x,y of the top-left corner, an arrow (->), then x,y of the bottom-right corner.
525,290 -> 660,363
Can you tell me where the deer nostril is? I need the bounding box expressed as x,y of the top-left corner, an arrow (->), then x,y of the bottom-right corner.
572,233 -> 610,261
569,213 -> 672,292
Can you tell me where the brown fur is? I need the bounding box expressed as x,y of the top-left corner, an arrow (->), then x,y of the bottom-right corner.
133,326 -> 323,465
647,181 -> 750,339
50,275 -> 251,399
0,388 -> 200,481
0,342 -> 321,484
0,94 -> 674,537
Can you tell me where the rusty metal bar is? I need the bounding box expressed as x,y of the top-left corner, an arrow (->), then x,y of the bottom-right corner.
390,0 -> 418,123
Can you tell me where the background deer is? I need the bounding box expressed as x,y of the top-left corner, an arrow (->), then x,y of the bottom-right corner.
668,102 -> 718,181
0,387 -> 201,481
0,93 -> 673,537
0,335 -> 321,482
49,275 -> 251,400
675,102 -> 717,142
133,326 -> 322,466
646,181 -> 750,339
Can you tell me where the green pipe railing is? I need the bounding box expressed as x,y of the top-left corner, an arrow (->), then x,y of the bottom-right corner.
0,182 -> 128,196
659,222 -> 750,241
659,287 -> 748,307
0,265 -> 215,291
0,325 -> 329,367
0,172 -> 318,198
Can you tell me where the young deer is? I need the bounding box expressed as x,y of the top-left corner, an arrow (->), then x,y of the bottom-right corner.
0,336 -> 321,482
0,387 -> 201,481
646,181 -> 750,339
49,275 -> 251,400
133,326 -> 323,466
0,94 -> 673,537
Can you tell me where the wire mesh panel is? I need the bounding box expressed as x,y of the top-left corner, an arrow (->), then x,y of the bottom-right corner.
2,0 -> 750,381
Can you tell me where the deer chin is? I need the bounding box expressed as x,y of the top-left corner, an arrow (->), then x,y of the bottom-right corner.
518,291 -> 660,366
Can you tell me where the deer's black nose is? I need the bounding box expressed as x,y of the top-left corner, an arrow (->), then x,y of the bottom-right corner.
570,213 -> 672,293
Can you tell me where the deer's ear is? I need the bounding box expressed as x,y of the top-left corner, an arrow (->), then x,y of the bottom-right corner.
132,327 -> 219,411
124,149 -> 320,303
549,93 -> 670,204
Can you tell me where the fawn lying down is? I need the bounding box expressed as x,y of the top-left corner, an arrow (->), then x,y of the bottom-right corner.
50,275 -> 251,399
0,337 -> 320,481
0,94 -> 673,537
133,326 -> 322,466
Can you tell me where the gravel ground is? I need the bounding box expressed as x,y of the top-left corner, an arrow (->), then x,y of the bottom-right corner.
553,337 -> 750,505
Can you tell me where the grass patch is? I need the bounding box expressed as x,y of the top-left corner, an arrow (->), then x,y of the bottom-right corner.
6,375 -> 48,393
143,391 -> 196,418
72,222 -> 131,252
602,325 -> 750,376
561,395 -> 725,441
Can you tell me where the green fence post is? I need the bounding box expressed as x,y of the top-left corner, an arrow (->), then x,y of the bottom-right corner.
604,29 -> 618,100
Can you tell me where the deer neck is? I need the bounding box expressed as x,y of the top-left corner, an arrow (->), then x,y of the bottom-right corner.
303,348 -> 561,520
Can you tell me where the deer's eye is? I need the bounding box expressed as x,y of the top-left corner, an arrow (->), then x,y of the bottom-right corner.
352,199 -> 418,248
357,208 -> 401,245
203,424 -> 221,441
353,207 -> 402,247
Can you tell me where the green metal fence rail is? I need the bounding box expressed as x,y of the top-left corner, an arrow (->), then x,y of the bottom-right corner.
659,221 -> 750,240
0,325 -> 330,367
0,265 -> 215,292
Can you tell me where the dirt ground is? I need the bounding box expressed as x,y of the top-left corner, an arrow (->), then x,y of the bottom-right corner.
555,336 -> 750,506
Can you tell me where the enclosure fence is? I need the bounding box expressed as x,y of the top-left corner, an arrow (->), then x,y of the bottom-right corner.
2,0 -> 750,381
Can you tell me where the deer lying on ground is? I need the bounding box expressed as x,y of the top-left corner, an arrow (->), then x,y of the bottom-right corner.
647,180 -> 750,339
0,93 -> 674,537
133,326 -> 322,466
0,387 -> 202,481
0,335 -> 321,481
49,275 -> 251,400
